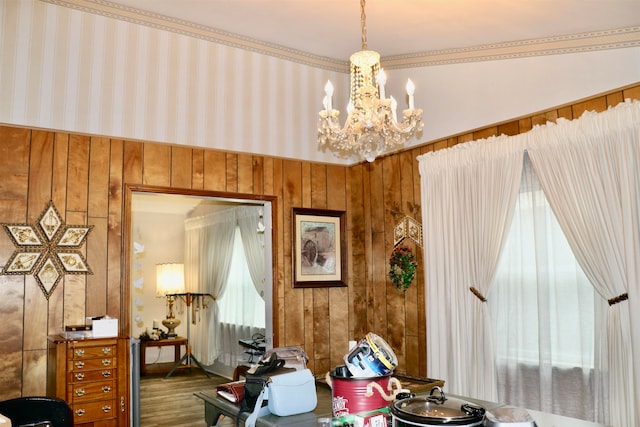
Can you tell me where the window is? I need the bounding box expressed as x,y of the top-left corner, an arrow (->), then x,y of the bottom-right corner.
218,226 -> 265,328
489,157 -> 597,419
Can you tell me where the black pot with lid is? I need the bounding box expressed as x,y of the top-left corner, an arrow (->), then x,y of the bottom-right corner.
390,386 -> 485,426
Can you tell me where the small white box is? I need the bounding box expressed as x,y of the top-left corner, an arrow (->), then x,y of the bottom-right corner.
92,317 -> 118,338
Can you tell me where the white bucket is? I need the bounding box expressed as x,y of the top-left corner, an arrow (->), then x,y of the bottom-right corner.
344,333 -> 397,377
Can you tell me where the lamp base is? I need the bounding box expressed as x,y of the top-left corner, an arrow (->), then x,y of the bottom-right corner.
162,317 -> 181,338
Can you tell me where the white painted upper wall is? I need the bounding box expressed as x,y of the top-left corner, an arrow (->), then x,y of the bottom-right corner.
383,49 -> 640,149
131,210 -> 185,339
0,0 -> 639,165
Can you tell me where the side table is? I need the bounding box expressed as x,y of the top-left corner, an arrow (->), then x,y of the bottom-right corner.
140,336 -> 188,376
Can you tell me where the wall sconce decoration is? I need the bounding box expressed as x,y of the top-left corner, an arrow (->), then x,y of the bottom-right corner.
1,201 -> 93,299
394,216 -> 423,247
390,202 -> 423,247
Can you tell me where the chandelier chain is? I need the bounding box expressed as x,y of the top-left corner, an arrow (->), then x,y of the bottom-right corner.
360,0 -> 367,50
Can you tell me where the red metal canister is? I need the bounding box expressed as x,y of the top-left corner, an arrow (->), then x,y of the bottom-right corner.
328,367 -> 401,417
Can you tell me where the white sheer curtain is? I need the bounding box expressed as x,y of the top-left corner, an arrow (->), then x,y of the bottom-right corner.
417,137 -> 524,400
418,99 -> 640,425
489,155 -> 605,421
184,208 -> 236,364
526,101 -> 640,427
236,206 -> 265,299
217,226 -> 266,367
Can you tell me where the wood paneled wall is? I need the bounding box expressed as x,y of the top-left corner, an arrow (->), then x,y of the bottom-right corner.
348,82 -> 640,379
0,82 -> 638,399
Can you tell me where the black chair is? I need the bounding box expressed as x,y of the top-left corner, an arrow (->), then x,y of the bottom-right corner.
0,396 -> 73,427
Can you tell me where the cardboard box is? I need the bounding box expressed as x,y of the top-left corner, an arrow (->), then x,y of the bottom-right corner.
332,407 -> 389,427
92,317 -> 118,338
354,412 -> 387,427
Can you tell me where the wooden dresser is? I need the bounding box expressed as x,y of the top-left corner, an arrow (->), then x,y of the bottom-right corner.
47,335 -> 130,426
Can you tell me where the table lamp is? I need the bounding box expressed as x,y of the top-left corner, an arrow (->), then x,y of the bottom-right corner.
156,263 -> 185,337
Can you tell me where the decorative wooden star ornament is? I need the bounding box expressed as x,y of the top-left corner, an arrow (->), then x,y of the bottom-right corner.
1,201 -> 93,299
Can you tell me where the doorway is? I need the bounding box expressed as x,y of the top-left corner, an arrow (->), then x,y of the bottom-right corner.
122,184 -> 277,423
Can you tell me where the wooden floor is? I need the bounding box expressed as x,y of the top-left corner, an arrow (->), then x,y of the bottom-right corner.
139,369 -> 234,427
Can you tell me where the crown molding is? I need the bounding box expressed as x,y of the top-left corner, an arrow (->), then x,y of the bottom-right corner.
42,0 -> 640,72
382,26 -> 640,69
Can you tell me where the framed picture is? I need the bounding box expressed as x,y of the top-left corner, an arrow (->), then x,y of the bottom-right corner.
292,208 -> 346,288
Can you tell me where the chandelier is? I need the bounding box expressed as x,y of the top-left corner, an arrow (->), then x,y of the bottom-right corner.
318,0 -> 424,163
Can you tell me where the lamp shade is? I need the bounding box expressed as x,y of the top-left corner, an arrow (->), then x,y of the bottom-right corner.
156,263 -> 185,296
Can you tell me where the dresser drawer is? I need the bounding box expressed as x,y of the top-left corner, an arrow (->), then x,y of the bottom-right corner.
68,357 -> 117,371
68,344 -> 117,359
70,380 -> 116,402
72,399 -> 117,423
68,368 -> 115,383
48,335 -> 129,426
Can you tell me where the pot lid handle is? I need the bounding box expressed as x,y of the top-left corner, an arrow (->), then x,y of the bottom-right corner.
427,386 -> 446,404
461,403 -> 486,417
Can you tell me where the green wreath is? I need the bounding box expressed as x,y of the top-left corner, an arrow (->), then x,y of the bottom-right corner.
389,245 -> 417,291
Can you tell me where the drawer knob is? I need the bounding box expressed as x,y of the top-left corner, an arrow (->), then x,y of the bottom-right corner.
102,385 -> 111,393
75,389 -> 86,397
75,361 -> 85,369
101,359 -> 111,366
102,371 -> 111,378
102,347 -> 112,355
102,405 -> 112,413
75,349 -> 85,357
75,409 -> 85,417
74,373 -> 85,381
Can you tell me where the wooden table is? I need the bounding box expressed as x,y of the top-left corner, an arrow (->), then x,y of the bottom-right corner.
195,384 -> 333,427
140,336 -> 188,376
195,376 -> 610,427
194,376 -> 443,427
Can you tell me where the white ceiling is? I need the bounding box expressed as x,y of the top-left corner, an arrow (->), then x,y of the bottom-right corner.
98,0 -> 639,61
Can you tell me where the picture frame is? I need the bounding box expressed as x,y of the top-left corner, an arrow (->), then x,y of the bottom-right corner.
292,208 -> 346,288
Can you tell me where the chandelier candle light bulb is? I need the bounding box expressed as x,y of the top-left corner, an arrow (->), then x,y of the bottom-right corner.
377,69 -> 386,99
406,79 -> 415,109
347,100 -> 354,115
324,81 -> 333,111
390,96 -> 398,123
